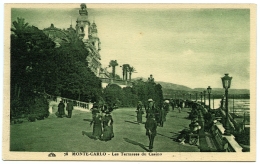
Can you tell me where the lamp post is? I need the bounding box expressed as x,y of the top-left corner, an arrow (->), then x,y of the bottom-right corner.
200,92 -> 203,105
203,90 -> 206,105
195,92 -> 198,101
221,73 -> 232,136
233,94 -> 235,118
207,86 -> 212,110
213,94 -> 214,109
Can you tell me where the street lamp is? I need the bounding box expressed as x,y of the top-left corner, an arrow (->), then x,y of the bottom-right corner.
221,73 -> 232,136
200,92 -> 203,105
207,86 -> 212,110
212,94 -> 214,109
203,90 -> 206,105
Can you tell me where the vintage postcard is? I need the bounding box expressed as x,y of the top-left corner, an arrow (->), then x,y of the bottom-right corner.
3,3 -> 256,161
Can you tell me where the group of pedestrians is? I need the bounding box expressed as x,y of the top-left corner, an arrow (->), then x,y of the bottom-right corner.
57,100 -> 74,118
138,98 -> 198,152
89,104 -> 114,141
135,99 -> 170,152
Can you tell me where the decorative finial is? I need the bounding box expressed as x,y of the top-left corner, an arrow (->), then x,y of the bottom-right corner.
80,3 -> 86,10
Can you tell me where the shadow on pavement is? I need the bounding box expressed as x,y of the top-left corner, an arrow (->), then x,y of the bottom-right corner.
127,114 -> 136,117
123,138 -> 150,152
83,118 -> 92,122
125,120 -> 139,125
169,131 -> 181,141
157,133 -> 174,139
82,131 -> 95,139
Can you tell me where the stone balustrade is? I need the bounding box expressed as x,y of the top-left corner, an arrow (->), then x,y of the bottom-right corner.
190,102 -> 245,152
211,121 -> 243,152
47,95 -> 92,114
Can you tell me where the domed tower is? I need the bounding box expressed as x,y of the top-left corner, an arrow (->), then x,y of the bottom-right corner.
89,20 -> 101,51
76,3 -> 90,41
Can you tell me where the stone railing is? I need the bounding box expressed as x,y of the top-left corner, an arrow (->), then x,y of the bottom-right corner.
211,122 -> 243,152
100,78 -> 133,88
189,102 -> 244,152
46,94 -> 92,114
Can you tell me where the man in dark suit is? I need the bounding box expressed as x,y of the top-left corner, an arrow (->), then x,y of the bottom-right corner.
145,114 -> 157,152
66,101 -> 74,118
58,100 -> 65,118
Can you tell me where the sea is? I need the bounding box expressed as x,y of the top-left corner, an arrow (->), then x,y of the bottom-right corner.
192,98 -> 250,115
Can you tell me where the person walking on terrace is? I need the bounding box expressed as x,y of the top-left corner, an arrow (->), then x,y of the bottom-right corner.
66,101 -> 74,118
159,107 -> 166,127
145,114 -> 157,152
146,99 -> 155,119
58,100 -> 65,118
136,101 -> 144,124
102,110 -> 114,141
90,111 -> 103,140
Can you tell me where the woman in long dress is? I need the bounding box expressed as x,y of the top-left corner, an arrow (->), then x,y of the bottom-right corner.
90,111 -> 103,140
136,101 -> 143,124
102,111 -> 114,141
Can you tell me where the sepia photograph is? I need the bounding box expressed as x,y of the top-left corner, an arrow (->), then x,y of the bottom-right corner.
2,2 -> 256,161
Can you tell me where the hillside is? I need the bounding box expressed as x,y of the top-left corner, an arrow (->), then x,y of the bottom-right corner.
157,81 -> 192,91
131,78 -> 250,98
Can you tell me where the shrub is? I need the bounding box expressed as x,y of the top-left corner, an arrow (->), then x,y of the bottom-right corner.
28,94 -> 49,120
10,98 -> 28,119
28,114 -> 36,122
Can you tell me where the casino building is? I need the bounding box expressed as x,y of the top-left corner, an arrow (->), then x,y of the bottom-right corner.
43,3 -> 109,78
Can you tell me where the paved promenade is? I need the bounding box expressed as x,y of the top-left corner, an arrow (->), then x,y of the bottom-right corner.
10,106 -> 200,152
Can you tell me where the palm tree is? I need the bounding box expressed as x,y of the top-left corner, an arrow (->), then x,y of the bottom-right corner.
11,17 -> 30,98
128,66 -> 136,81
11,17 -> 29,37
109,60 -> 119,79
121,64 -> 130,80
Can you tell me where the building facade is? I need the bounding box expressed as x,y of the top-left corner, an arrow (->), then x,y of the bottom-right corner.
43,3 -> 109,78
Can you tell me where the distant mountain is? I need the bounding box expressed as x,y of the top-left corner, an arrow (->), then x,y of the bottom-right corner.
157,81 -> 192,91
131,78 -> 250,97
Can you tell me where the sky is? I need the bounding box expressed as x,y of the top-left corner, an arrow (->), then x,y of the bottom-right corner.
10,4 -> 252,89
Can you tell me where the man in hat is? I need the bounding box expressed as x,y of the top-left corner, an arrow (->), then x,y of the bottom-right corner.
146,99 -> 155,119
145,114 -> 157,152
66,101 -> 74,118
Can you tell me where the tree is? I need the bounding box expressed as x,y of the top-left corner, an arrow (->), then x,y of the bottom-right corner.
132,78 -> 164,109
11,17 -> 29,37
43,30 -> 103,102
121,64 -> 129,80
128,66 -> 136,81
103,84 -> 123,108
11,18 -> 56,119
11,18 -> 56,99
109,60 -> 119,79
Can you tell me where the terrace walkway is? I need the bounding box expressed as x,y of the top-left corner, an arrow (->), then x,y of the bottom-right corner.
10,106 -> 200,152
